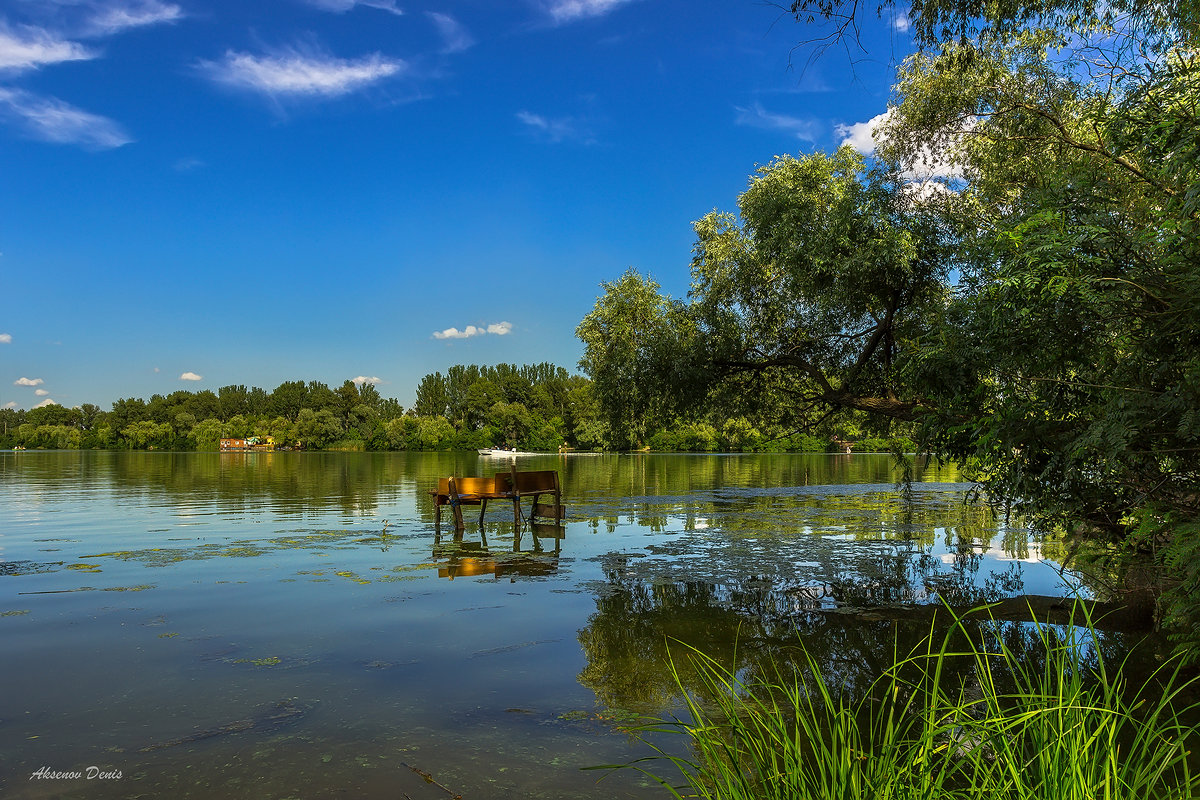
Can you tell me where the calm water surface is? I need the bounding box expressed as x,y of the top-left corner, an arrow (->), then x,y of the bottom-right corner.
0,451 -> 1114,798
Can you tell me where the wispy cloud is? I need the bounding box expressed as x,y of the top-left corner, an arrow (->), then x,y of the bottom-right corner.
34,388 -> 50,396
546,0 -> 638,24
2,401 -> 17,410
892,12 -> 911,32
180,371 -> 203,381
426,12 -> 473,54
433,322 -> 513,340
85,1 -> 184,36
0,87 -> 132,148
303,0 -> 404,16
34,398 -> 58,408
735,102 -> 819,143
516,110 -> 592,144
0,22 -> 93,72
352,375 -> 382,385
198,46 -> 406,98
14,377 -> 44,386
0,333 -> 11,343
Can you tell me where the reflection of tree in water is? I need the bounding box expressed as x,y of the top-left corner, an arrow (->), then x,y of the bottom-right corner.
5,450 -> 471,517
577,562 -> 1169,720
582,487 -> 1034,613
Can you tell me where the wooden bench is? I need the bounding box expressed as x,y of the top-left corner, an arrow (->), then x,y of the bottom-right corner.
432,476 -> 520,529
496,468 -> 564,525
432,468 -> 564,529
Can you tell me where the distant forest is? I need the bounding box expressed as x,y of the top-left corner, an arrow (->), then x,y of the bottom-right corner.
0,362 -> 909,453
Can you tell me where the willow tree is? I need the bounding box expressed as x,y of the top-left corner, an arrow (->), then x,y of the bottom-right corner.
581,0 -> 1200,649
685,147 -> 955,426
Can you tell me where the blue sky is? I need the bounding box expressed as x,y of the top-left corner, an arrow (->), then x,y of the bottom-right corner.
0,0 -> 912,411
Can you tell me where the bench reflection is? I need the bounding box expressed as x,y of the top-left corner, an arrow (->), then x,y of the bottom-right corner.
432,520 -> 565,581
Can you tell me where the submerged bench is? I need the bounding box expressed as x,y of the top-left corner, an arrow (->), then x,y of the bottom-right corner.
432,468 -> 564,529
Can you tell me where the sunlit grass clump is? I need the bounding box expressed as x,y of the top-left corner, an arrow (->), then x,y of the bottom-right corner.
611,606 -> 1200,800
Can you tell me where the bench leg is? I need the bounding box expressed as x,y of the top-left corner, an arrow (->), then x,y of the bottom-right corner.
479,498 -> 487,527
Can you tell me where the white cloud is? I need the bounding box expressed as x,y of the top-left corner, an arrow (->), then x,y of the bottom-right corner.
34,398 -> 58,408
837,108 -> 967,183
86,1 -> 184,36
0,23 -> 93,72
433,321 -> 513,340
14,377 -> 44,386
903,180 -> 955,202
893,12 -> 911,32
734,102 -> 819,143
835,110 -> 890,155
34,388 -> 50,396
516,110 -> 592,144
2,401 -> 17,410
427,12 -> 473,54
0,333 -> 11,343
180,371 -> 203,381
0,87 -> 132,149
304,0 -> 404,16
198,47 -> 405,98
352,375 -> 382,385
546,0 -> 637,24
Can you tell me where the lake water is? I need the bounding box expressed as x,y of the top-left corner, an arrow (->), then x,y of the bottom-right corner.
0,451 -> 1128,798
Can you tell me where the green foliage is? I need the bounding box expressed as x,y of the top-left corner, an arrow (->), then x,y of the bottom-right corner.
577,269 -> 695,449
575,0 -> 1199,653
610,606 -> 1200,800
190,418 -> 223,451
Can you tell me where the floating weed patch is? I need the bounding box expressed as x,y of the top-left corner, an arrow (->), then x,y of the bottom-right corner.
1,609 -> 31,617
103,584 -> 156,592
233,656 -> 282,667
158,632 -> 179,639
560,708 -> 643,728
67,563 -> 102,572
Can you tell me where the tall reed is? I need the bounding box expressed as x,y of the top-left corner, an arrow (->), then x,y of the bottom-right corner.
603,604 -> 1200,800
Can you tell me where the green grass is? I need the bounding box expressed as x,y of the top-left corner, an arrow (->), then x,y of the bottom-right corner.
602,604 -> 1200,800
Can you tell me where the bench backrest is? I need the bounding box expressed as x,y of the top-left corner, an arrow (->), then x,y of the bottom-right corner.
496,469 -> 559,495
438,476 -> 496,496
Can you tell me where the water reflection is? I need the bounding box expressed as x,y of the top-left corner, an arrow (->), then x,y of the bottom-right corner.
432,522 -> 565,581
0,450 -> 1158,800
576,570 -> 1167,720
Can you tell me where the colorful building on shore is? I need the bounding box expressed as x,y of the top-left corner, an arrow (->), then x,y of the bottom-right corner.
219,436 -> 275,452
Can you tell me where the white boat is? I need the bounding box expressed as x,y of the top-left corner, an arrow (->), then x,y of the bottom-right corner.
477,448 -> 543,457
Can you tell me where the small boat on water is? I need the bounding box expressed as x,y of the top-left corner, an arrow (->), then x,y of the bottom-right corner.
477,448 -> 544,457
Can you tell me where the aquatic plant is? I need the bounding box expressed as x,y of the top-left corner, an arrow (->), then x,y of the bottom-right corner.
603,604 -> 1200,800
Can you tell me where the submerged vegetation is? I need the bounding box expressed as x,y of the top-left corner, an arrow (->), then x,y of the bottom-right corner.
611,607 -> 1200,800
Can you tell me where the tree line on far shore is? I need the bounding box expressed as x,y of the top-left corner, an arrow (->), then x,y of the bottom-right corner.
0,363 -> 912,453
